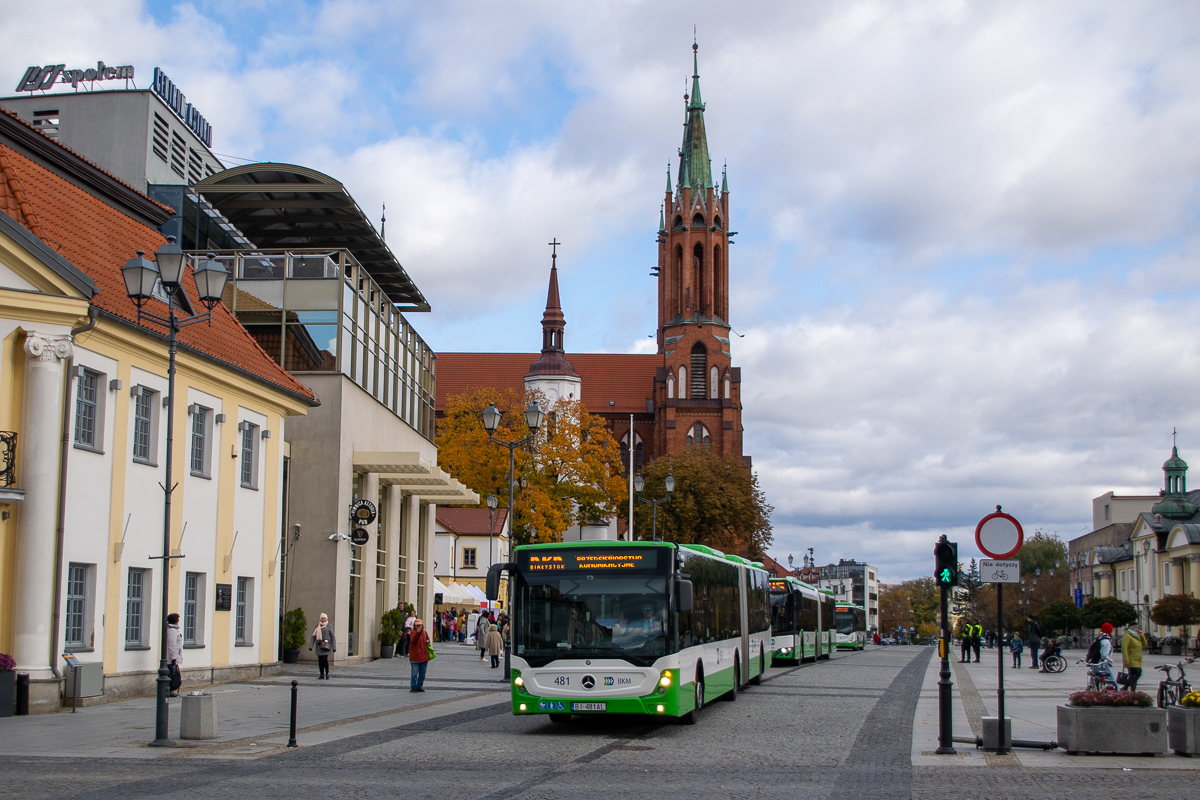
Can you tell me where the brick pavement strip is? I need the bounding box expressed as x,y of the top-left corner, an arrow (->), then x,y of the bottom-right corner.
826,646 -> 934,800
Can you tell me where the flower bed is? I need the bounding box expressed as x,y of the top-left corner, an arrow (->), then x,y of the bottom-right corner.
1068,690 -> 1154,708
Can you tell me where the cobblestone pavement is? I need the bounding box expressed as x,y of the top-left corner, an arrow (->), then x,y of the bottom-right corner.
0,645 -> 1196,799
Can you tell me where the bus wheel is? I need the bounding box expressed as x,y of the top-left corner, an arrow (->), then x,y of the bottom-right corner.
692,668 -> 706,715
725,659 -> 740,701
749,648 -> 764,686
549,714 -> 571,724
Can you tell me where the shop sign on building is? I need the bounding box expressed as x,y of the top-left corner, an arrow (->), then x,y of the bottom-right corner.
15,62 -> 135,92
152,67 -> 213,148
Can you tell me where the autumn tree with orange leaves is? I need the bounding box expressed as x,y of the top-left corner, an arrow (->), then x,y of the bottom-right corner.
436,386 -> 627,545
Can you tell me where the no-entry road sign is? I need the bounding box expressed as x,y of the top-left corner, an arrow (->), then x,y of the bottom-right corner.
975,507 -> 1023,559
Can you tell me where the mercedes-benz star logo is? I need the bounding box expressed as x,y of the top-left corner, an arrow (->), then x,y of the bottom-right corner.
581,675 -> 596,690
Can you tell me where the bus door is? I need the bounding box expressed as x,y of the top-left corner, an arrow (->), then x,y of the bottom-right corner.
738,567 -> 749,680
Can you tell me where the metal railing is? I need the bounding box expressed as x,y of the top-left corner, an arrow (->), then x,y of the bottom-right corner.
187,250 -> 341,280
0,431 -> 16,487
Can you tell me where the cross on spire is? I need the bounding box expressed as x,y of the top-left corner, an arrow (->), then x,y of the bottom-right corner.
548,238 -> 560,265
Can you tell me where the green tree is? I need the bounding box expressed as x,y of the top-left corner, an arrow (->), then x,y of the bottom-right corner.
1150,594 -> 1200,640
639,448 -> 773,557
906,577 -> 939,628
1018,530 -> 1068,576
1080,596 -> 1138,630
1037,600 -> 1082,635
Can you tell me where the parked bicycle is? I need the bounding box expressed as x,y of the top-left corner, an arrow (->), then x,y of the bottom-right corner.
1155,657 -> 1196,709
1076,658 -> 1117,692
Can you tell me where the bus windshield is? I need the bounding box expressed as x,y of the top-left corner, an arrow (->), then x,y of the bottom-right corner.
770,591 -> 793,633
834,609 -> 859,635
514,572 -> 671,667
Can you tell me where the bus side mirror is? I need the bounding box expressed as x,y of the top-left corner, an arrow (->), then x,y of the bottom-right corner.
486,562 -> 514,601
676,579 -> 693,612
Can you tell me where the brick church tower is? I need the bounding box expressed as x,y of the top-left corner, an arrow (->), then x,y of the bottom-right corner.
652,43 -> 744,462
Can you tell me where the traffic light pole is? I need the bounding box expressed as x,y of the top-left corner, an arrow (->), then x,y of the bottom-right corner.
936,579 -> 956,754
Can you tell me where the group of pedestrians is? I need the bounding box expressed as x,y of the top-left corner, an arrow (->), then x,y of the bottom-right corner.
302,607 -> 507,693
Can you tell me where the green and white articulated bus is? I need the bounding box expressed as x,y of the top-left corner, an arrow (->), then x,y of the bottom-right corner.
768,577 -> 836,663
486,540 -> 773,724
834,603 -> 867,650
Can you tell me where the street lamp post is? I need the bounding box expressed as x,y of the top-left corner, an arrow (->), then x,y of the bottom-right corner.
121,240 -> 228,747
486,494 -> 498,610
632,473 -> 675,541
481,401 -> 544,678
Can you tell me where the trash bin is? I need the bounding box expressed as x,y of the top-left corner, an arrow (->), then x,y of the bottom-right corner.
15,673 -> 29,716
179,692 -> 217,740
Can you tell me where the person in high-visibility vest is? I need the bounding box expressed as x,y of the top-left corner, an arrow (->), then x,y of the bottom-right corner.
971,623 -> 983,662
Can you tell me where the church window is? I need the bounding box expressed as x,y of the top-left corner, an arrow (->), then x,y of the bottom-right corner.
690,343 -> 706,398
692,213 -> 705,228
686,422 -> 712,449
673,216 -> 684,231
724,376 -> 731,399
714,215 -> 722,229
678,366 -> 687,400
693,243 -> 705,314
667,375 -> 674,399
674,245 -> 684,316
710,366 -> 719,399
713,245 -> 723,319
620,431 -> 644,473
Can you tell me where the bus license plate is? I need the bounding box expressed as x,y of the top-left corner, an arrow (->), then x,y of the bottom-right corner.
571,702 -> 606,712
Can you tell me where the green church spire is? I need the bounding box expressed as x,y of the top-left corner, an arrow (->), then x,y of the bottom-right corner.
1152,430 -> 1197,519
676,41 -> 712,198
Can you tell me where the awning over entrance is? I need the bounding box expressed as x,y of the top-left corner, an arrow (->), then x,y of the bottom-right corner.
353,451 -> 433,475
194,164 -> 429,310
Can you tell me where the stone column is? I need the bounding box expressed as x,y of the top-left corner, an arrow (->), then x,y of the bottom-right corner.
361,471 -> 380,658
403,492 -> 420,611
1189,555 -> 1200,599
1170,557 -> 1186,596
421,501 -> 437,623
13,332 -> 72,680
383,484 -> 401,611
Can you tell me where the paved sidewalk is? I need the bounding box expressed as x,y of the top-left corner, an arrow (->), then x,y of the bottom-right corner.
0,642 -> 507,759
912,645 -> 1199,769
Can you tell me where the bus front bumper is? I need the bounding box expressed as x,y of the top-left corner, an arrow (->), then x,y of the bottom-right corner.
509,668 -> 689,717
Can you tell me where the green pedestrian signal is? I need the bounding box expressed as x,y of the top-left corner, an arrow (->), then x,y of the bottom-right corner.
933,538 -> 959,587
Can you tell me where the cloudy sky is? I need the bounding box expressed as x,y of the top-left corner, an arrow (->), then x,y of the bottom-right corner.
7,0 -> 1200,582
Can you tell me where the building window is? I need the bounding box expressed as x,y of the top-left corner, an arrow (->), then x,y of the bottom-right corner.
710,366 -> 719,399
686,422 -> 712,449
462,548 -> 477,570
125,568 -> 149,648
184,572 -> 205,646
667,375 -> 675,399
32,109 -> 60,138
1164,563 -> 1171,588
240,422 -> 259,489
190,406 -> 211,477
132,388 -> 158,464
620,431 -> 644,472
235,577 -> 253,645
690,343 -> 707,398
678,366 -> 687,400
65,562 -> 94,650
74,368 -> 102,450
1104,503 -> 1111,521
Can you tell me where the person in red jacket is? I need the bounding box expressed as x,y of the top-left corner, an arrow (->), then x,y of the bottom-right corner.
408,619 -> 432,692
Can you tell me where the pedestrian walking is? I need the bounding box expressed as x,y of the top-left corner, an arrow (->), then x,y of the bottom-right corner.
401,610 -> 415,656
477,613 -> 491,661
1026,614 -> 1042,669
1120,623 -> 1148,690
1010,634 -> 1023,667
971,623 -> 982,662
486,625 -> 504,668
166,612 -> 183,697
310,612 -> 336,679
1093,622 -> 1116,686
408,619 -> 432,692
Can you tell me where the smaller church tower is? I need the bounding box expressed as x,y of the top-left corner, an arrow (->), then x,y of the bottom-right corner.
653,42 -> 743,462
524,246 -> 582,402
1152,433 -> 1197,519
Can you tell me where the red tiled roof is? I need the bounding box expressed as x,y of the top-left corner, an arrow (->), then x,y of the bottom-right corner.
436,352 -> 660,415
0,141 -> 317,405
436,507 -> 508,535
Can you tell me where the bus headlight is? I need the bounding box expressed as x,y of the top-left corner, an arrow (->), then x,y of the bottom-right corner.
514,676 -> 524,688
656,704 -> 665,713
519,703 -> 527,712
659,673 -> 672,688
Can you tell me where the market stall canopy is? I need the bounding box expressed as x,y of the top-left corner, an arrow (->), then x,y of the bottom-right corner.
432,577 -> 476,605
195,164 -> 429,310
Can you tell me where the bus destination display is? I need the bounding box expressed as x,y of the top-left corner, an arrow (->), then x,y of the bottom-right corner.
521,550 -> 659,572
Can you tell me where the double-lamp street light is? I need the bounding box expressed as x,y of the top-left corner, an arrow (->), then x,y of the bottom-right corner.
121,238 -> 228,747
632,472 -> 675,541
481,401 -> 544,678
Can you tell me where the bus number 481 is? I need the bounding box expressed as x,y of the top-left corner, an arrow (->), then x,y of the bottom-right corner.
554,676 -> 569,686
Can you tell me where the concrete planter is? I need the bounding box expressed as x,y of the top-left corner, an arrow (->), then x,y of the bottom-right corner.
1168,706 -> 1200,757
1162,643 -> 1183,656
1057,705 -> 1167,755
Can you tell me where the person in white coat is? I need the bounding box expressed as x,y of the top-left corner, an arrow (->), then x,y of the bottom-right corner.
166,613 -> 183,697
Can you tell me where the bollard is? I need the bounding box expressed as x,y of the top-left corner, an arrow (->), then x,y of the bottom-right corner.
287,680 -> 298,748
15,674 -> 29,716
